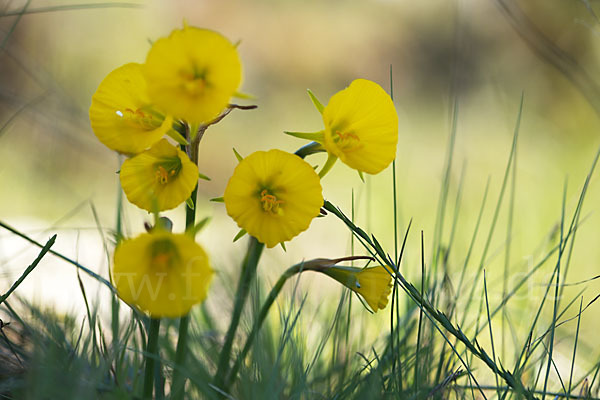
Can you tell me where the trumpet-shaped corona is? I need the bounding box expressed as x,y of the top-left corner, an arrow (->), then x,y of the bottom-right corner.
323,265 -> 393,312
90,63 -> 173,155
223,149 -> 323,248
120,139 -> 199,212
112,231 -> 213,317
322,79 -> 398,174
144,26 -> 242,124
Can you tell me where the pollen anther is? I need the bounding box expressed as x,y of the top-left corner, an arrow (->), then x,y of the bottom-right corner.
260,189 -> 284,214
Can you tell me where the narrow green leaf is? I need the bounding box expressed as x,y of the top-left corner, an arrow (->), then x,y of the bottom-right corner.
284,130 -> 325,142
319,153 -> 337,178
210,197 -> 225,203
233,229 -> 247,242
186,217 -> 211,237
198,172 -> 211,181
233,91 -> 255,100
185,197 -> 195,210
357,170 -> 365,183
280,242 -> 287,252
307,89 -> 325,114
167,129 -> 189,146
233,148 -> 244,162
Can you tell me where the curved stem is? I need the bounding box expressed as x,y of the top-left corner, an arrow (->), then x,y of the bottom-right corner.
224,265 -> 300,389
143,318 -> 161,399
171,124 -> 200,400
214,237 -> 264,390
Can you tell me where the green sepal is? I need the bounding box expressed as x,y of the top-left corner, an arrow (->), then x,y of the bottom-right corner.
357,170 -> 365,183
185,197 -> 195,210
186,217 -> 210,237
189,123 -> 200,141
233,148 -> 244,162
233,39 -> 242,48
318,153 -> 337,178
280,242 -> 287,252
233,91 -> 256,100
284,130 -> 325,142
307,89 -> 325,114
198,172 -> 211,181
168,127 -> 189,146
210,197 -> 225,203
233,229 -> 247,242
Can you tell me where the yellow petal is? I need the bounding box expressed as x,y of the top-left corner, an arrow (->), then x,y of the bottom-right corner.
223,149 -> 323,248
323,265 -> 392,312
113,231 -> 213,317
120,139 -> 199,212
89,63 -> 172,154
144,26 -> 242,123
322,79 -> 398,175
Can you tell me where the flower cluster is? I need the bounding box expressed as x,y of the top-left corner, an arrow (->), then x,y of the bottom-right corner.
91,24 -> 399,319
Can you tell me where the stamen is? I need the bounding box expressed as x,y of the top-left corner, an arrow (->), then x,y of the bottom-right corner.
156,166 -> 170,184
260,189 -> 284,214
334,130 -> 361,151
117,108 -> 158,130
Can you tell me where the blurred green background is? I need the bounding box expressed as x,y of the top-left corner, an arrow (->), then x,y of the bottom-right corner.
2,0 -> 600,382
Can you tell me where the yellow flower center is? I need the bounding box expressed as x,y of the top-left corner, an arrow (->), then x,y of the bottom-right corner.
149,239 -> 180,271
154,157 -> 182,185
333,130 -> 361,152
116,108 -> 161,130
180,68 -> 208,96
260,189 -> 284,215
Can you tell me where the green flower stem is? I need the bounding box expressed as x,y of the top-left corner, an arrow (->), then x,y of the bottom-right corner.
214,237 -> 264,390
171,314 -> 190,399
143,318 -> 161,399
294,141 -> 325,159
222,254 -> 371,389
171,122 -> 201,400
223,264 -> 300,389
171,185 -> 198,400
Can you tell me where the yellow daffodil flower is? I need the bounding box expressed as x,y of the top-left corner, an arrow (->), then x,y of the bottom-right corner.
112,231 -> 213,317
223,149 -> 323,248
323,265 -> 392,312
90,63 -> 173,155
120,139 -> 199,212
323,79 -> 398,175
144,26 -> 242,124
287,79 -> 398,176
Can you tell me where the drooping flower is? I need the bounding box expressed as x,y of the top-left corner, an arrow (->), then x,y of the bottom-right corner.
322,79 -> 398,175
144,26 -> 242,124
120,139 -> 199,212
112,230 -> 213,318
223,149 -> 323,248
322,265 -> 392,312
89,63 -> 173,155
